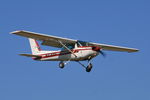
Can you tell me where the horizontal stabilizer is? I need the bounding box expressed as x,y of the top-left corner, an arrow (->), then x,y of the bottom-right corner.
19,54 -> 41,57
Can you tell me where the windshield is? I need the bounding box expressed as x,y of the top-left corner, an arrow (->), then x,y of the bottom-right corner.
77,40 -> 89,47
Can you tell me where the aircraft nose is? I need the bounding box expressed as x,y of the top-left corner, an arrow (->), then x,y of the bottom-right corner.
92,46 -> 101,52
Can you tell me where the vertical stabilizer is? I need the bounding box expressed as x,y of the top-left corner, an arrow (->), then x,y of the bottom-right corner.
28,38 -> 41,54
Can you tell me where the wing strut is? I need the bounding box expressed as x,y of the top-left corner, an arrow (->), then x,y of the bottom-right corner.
57,40 -> 77,58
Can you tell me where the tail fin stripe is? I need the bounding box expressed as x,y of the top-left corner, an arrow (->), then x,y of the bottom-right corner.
34,40 -> 41,51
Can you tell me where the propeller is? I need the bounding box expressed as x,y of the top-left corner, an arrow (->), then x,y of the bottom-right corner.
92,46 -> 106,57
99,50 -> 106,57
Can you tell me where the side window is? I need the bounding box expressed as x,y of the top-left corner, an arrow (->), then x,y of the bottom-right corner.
68,45 -> 73,49
61,44 -> 75,50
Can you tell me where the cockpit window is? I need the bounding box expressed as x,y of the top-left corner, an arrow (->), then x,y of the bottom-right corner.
61,44 -> 75,50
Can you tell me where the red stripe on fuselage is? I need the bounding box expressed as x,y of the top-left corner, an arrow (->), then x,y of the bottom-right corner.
34,49 -> 92,60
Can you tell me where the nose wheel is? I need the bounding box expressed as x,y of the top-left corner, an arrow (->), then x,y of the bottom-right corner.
77,61 -> 93,72
86,63 -> 93,72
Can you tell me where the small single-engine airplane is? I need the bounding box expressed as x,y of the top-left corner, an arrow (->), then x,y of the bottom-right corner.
11,30 -> 139,72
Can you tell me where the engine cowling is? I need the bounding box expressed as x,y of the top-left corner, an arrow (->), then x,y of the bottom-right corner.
92,46 -> 101,52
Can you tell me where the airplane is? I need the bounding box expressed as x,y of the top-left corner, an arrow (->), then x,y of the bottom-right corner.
11,30 -> 139,72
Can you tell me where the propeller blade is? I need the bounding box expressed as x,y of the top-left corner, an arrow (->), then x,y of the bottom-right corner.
99,50 -> 106,57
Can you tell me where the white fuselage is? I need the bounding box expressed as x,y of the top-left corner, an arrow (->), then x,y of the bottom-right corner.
33,46 -> 99,61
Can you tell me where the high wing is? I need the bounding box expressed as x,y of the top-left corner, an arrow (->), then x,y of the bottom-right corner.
11,30 -> 77,48
11,30 -> 139,53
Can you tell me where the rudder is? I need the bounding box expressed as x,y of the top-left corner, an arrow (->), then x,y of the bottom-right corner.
28,38 -> 41,54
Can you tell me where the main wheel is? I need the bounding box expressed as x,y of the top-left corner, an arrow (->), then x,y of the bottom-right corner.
59,62 -> 65,69
86,63 -> 93,72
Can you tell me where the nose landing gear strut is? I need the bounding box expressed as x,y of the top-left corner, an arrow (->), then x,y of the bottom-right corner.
77,59 -> 93,72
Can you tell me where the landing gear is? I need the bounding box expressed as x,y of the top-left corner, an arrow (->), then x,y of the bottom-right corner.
59,60 -> 71,69
86,63 -> 93,72
77,61 -> 93,72
59,62 -> 65,68
59,59 -> 93,72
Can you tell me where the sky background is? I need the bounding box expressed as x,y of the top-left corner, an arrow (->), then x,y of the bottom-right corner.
0,0 -> 150,100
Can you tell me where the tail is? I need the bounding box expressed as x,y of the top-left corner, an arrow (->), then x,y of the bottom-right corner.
28,38 -> 41,55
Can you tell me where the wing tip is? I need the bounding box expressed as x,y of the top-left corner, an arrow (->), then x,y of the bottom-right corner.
128,49 -> 139,53
10,30 -> 25,34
